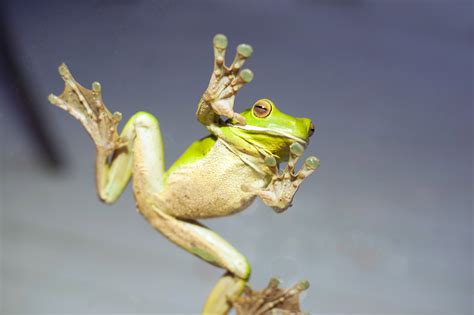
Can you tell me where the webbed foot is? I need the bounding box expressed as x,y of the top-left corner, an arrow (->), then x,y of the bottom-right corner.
258,143 -> 320,213
231,278 -> 310,315
48,63 -> 125,155
201,34 -> 254,125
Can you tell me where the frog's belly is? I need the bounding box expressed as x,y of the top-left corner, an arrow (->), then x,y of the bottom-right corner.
159,141 -> 265,219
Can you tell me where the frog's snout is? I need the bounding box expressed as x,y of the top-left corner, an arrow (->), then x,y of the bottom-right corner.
309,121 -> 315,137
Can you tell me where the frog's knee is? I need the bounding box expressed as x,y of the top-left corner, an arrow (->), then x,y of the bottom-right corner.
132,111 -> 160,129
236,256 -> 251,280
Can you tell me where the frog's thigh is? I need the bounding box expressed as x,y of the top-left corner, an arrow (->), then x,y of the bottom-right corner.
131,112 -> 166,199
100,111 -> 164,203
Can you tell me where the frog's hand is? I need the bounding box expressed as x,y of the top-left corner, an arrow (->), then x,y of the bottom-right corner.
257,143 -> 320,213
48,63 -> 124,155
231,278 -> 310,315
197,34 -> 254,126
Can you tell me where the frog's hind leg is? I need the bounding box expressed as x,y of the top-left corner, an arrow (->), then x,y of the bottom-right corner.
137,204 -> 250,314
136,207 -> 250,315
131,114 -> 249,314
101,111 -> 165,203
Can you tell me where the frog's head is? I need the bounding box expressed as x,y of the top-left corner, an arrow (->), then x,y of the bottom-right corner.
229,99 -> 315,162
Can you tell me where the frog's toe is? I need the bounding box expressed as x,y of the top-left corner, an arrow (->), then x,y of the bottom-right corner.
231,69 -> 254,87
48,93 -> 66,110
267,279 -> 310,305
213,33 -> 228,49
213,34 -> 228,74
92,81 -> 101,92
237,43 -> 253,58
230,44 -> 253,73
58,63 -> 70,77
296,279 -> 310,291
305,156 -> 320,170
296,156 -> 320,180
263,155 -> 280,176
239,69 -> 254,83
286,142 -> 306,175
290,142 -> 305,156
221,69 -> 254,99
265,155 -> 277,167
268,277 -> 281,287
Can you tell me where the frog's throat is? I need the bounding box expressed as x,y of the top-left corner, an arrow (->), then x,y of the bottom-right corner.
219,138 -> 268,176
220,124 -> 308,176
228,124 -> 307,145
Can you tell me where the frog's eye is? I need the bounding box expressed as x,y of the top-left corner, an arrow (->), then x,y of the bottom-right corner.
253,100 -> 272,118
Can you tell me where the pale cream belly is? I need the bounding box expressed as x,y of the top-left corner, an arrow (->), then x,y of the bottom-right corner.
158,141 -> 266,219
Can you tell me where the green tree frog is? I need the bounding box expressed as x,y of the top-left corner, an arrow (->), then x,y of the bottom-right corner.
48,34 -> 319,314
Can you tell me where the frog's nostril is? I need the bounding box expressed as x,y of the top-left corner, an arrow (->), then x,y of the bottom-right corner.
309,122 -> 315,137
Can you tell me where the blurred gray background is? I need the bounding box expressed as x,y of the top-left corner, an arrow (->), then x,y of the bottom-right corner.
0,0 -> 472,314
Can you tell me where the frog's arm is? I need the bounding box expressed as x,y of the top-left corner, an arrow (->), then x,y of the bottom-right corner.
196,34 -> 254,129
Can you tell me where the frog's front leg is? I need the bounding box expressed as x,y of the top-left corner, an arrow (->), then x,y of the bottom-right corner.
196,34 -> 254,126
48,64 -> 140,203
257,143 -> 320,213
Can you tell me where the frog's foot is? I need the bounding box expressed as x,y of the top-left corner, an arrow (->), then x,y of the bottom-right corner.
231,278 -> 310,315
48,63 -> 125,155
257,143 -> 320,213
202,34 -> 254,125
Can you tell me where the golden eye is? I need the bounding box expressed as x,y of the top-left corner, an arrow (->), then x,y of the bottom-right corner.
253,100 -> 272,118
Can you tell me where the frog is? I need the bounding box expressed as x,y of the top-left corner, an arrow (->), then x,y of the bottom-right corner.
48,34 -> 320,314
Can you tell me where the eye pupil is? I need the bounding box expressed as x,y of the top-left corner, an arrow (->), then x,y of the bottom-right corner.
254,106 -> 267,116
253,100 -> 272,118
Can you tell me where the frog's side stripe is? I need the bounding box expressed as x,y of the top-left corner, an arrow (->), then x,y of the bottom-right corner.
221,124 -> 308,175
228,124 -> 307,144
163,123 -> 307,181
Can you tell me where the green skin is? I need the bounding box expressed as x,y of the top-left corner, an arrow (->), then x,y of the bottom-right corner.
48,34 -> 319,314
171,101 -> 310,170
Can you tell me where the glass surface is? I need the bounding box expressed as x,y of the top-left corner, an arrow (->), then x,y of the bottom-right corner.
1,0 -> 472,313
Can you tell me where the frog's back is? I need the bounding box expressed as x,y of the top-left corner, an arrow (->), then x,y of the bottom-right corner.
160,137 -> 265,219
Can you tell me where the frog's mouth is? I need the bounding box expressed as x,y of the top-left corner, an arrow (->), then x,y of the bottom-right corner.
228,124 -> 308,145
